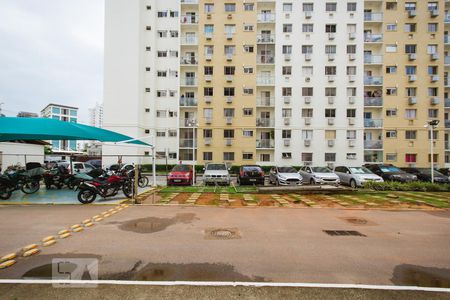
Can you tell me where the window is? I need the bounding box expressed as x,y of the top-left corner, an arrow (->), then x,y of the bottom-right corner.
405,130 -> 417,139
386,130 -> 397,138
405,154 -> 417,163
386,66 -> 397,74
204,24 -> 214,34
203,129 -> 212,138
325,45 -> 336,54
224,87 -> 235,96
386,153 -> 397,161
303,3 -> 313,12
282,108 -> 292,118
157,51 -> 167,57
282,87 -> 292,96
224,108 -> 235,117
347,3 -> 356,12
224,3 -> 236,12
302,130 -> 313,140
244,3 -> 254,11
205,3 -> 214,13
243,87 -> 253,95
347,109 -> 356,118
260,154 -> 271,162
347,45 -> 356,54
428,66 -> 438,75
386,109 -> 397,117
347,153 -> 357,160
405,2 -> 416,11
224,129 -> 234,138
224,66 -> 235,75
386,23 -> 397,31
325,109 -> 336,118
283,3 -> 293,12
428,23 -> 438,33
302,24 -> 314,33
325,66 -> 336,75
243,130 -> 253,137
203,152 -> 213,161
224,45 -> 236,55
282,153 -> 292,159
302,153 -> 313,162
405,109 -> 417,119
243,108 -> 253,116
243,24 -> 254,31
428,109 -> 438,118
243,45 -> 254,53
386,2 -> 397,10
325,130 -> 336,140
325,87 -> 336,96
428,131 -> 438,140
157,90 -> 167,97
347,66 -> 356,75
325,153 -> 336,162
243,153 -> 253,160
302,66 -> 313,76
204,87 -> 213,96
158,30 -> 167,37
224,25 -> 236,34
302,109 -> 313,118
283,24 -> 292,33
157,71 -> 167,77
427,44 -> 438,54
282,45 -> 292,54
428,87 -> 438,96
347,88 -> 356,97
302,45 -> 313,54
223,152 -> 235,161
325,24 -> 336,33
405,44 -> 417,54
282,130 -> 292,139
325,3 -> 337,12
156,110 -> 166,117
347,130 -> 356,140
302,87 -> 313,96
204,45 -> 214,55
157,11 -> 167,17
386,88 -> 397,95
404,23 -> 416,33
386,44 -> 398,52
405,66 -> 417,75
428,2 -> 438,11
204,66 -> 213,75
156,131 -> 166,137
282,66 -> 292,75
406,87 -> 417,97
243,66 -> 253,74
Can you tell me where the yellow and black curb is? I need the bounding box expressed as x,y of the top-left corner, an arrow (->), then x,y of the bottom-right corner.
0,203 -> 131,270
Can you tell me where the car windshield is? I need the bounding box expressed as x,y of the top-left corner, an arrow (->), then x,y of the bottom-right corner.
380,166 -> 402,173
172,165 -> 191,172
278,167 -> 297,173
349,167 -> 373,174
312,167 -> 331,173
417,168 -> 444,176
243,166 -> 261,172
207,164 -> 227,170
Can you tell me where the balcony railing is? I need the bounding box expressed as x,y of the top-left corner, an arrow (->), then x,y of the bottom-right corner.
180,77 -> 197,86
364,118 -> 383,128
180,56 -> 198,65
256,76 -> 275,85
364,97 -> 383,107
180,118 -> 197,127
179,139 -> 197,148
446,141 -> 450,150
256,34 -> 275,44
256,97 -> 275,107
364,76 -> 383,85
257,55 -> 275,64
364,140 -> 383,150
181,0 -> 198,4
364,34 -> 383,43
180,15 -> 198,24
180,36 -> 198,45
445,56 -> 450,65
257,13 -> 275,23
445,120 -> 450,129
364,55 -> 383,64
445,98 -> 450,108
256,139 -> 275,149
256,118 -> 275,127
446,77 -> 450,87
180,97 -> 198,107
446,13 -> 450,23
364,12 -> 383,22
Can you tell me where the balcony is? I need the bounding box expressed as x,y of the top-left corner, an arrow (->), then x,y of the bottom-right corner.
445,13 -> 450,23
446,77 -> 450,87
364,118 -> 383,128
180,77 -> 198,86
180,15 -> 198,25
364,97 -> 383,107
256,76 -> 275,86
364,34 -> 383,43
256,118 -> 275,127
364,76 -> 383,86
180,56 -> 198,65
446,35 -> 450,44
179,139 -> 197,148
364,151 -> 383,163
445,98 -> 450,107
180,97 -> 198,107
364,12 -> 383,22
445,56 -> 450,65
180,118 -> 197,127
180,36 -> 198,45
256,139 -> 275,149
256,34 -> 275,44
257,13 -> 275,23
257,55 -> 275,64
364,55 -> 383,64
256,97 -> 275,107
364,140 -> 383,150
446,120 -> 450,129
181,0 -> 198,4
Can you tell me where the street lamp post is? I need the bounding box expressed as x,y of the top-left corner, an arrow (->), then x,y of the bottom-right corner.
425,120 -> 440,183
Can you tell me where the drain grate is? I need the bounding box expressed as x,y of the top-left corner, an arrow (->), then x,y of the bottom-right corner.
344,217 -> 368,225
204,228 -> 241,240
323,230 -> 366,237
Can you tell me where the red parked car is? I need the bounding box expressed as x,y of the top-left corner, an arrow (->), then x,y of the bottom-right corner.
167,164 -> 193,186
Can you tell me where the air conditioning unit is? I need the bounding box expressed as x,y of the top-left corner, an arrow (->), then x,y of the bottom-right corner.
305,77 -> 311,82
284,54 -> 291,61
348,96 -> 355,104
304,96 -> 311,104
284,118 -> 290,125
226,53 -> 233,61
305,11 -> 312,19
348,54 -> 356,61
205,32 -> 213,40
348,75 -> 355,82
204,96 -> 212,103
328,54 -> 335,61
284,96 -> 291,104
304,139 -> 311,147
285,13 -> 290,19
205,74 -> 212,82
284,139 -> 291,147
226,75 -> 233,82
328,96 -> 335,104
204,138 -> 211,145
205,117 -> 212,124
227,14 -> 232,19
408,53 -> 417,61
408,10 -> 416,17
431,53 -> 439,60
304,117 -> 311,125
207,13 -> 212,19
348,118 -> 355,125
328,75 -> 335,82
226,117 -> 233,124
431,97 -> 440,105
349,32 -> 356,40
408,97 -> 417,105
226,138 -> 233,146
408,75 -> 417,82
205,53 -> 212,61
430,10 -> 439,17
328,33 -> 335,40
226,32 -> 233,40
328,140 -> 335,147
328,118 -> 335,125
348,140 -> 356,147
226,96 -> 233,103
431,75 -> 440,82
305,53 -> 312,61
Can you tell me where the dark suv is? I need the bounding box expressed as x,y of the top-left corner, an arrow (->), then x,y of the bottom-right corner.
401,168 -> 449,183
237,165 -> 265,185
364,164 -> 418,182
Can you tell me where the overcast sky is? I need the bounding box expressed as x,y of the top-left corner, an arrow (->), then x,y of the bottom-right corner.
0,0 -> 104,123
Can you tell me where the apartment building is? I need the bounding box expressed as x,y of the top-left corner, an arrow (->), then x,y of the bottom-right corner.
88,102 -> 104,128
103,0 -> 449,168
41,104 -> 78,151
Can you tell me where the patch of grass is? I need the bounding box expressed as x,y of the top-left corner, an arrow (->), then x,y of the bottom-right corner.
159,185 -> 257,194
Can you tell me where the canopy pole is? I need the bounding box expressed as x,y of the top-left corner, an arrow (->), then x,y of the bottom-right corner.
152,146 -> 156,187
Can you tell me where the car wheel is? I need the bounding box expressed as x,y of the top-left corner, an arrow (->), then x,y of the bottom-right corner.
310,179 -> 315,185
276,179 -> 280,186
350,179 -> 357,189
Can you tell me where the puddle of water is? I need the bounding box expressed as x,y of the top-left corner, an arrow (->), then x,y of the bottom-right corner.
118,213 -> 197,234
392,264 -> 450,288
103,262 -> 269,282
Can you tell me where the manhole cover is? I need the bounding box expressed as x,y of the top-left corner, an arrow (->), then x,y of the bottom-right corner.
205,228 -> 241,240
345,218 -> 368,225
323,230 -> 366,237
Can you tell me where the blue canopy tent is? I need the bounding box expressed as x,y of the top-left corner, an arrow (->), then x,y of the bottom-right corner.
0,117 -> 156,185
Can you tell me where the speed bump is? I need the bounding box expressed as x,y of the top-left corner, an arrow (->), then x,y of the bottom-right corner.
71,224 -> 81,229
82,219 -> 92,224
84,222 -> 94,227
58,229 -> 69,235
59,232 -> 71,239
0,260 -> 16,269
22,244 -> 38,252
73,227 -> 84,233
93,217 -> 103,222
103,213 -> 111,218
93,215 -> 100,219
42,236 -> 55,243
23,248 -> 40,257
43,240 -> 56,247
0,253 -> 16,262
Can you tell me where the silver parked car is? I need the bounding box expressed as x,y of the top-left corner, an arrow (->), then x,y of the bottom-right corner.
334,166 -> 384,188
203,163 -> 231,185
269,166 -> 303,186
298,166 -> 340,185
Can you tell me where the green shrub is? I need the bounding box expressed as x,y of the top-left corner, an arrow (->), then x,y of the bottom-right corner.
364,181 -> 450,192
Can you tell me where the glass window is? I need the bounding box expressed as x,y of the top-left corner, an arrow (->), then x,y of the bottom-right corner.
244,3 -> 254,11
283,3 -> 293,12
325,3 -> 337,12
203,152 -> 213,161
52,107 -> 60,114
347,3 -> 356,12
225,3 -> 236,12
205,3 -> 214,13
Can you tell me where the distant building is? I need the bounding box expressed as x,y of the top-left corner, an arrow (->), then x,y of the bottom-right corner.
41,103 -> 78,151
87,141 -> 102,156
89,103 -> 103,128
17,111 -> 39,118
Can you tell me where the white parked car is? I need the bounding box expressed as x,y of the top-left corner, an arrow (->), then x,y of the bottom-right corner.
269,166 -> 303,186
298,166 -> 340,185
334,166 -> 384,188
203,163 -> 231,185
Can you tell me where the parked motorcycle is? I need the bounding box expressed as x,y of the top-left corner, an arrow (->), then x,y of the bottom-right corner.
0,165 -> 43,200
66,168 -> 105,190
43,165 -> 70,189
77,171 -> 133,204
